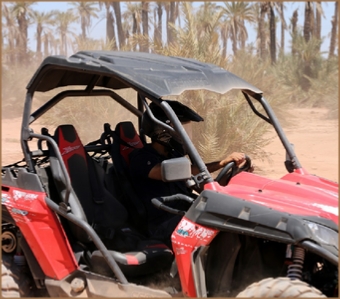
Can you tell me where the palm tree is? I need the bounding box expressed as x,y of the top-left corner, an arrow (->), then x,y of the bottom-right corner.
258,2 -> 269,60
290,8 -> 298,56
98,2 -> 116,49
161,2 -> 222,65
43,29 -> 56,56
197,2 -> 220,35
267,2 -> 287,63
314,2 -> 324,52
329,1 -> 338,58
268,3 -> 276,64
111,2 -> 124,49
294,34 -> 322,91
220,2 -> 256,56
123,2 -> 142,50
219,17 -> 229,59
69,2 -> 99,40
278,2 -> 287,56
2,3 -> 18,64
54,10 -> 77,55
153,2 -> 163,47
11,2 -> 35,64
30,10 -> 55,60
141,1 -> 149,52
304,2 -> 313,43
166,1 -> 177,46
121,19 -> 131,49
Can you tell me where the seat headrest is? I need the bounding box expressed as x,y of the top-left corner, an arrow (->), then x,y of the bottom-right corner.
115,122 -> 143,165
54,125 -> 87,170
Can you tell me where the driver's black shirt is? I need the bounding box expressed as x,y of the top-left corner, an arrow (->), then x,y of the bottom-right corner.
129,144 -> 193,227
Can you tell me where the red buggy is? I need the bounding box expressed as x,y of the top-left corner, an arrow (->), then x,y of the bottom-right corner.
2,51 -> 338,297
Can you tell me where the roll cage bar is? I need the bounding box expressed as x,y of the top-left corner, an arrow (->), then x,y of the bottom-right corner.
21,80 -> 302,189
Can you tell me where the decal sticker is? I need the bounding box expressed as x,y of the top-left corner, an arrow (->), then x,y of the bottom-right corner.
122,141 -> 140,151
175,247 -> 187,255
176,228 -> 189,237
2,193 -> 9,203
13,190 -> 38,201
61,145 -> 81,155
175,219 -> 216,240
11,208 -> 28,216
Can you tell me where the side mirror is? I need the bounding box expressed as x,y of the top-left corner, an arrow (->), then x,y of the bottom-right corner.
161,157 -> 191,182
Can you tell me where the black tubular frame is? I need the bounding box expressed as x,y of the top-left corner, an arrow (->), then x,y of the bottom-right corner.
243,91 -> 301,169
21,83 -> 302,183
45,198 -> 128,284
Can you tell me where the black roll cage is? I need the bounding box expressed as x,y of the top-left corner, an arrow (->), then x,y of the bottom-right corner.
21,82 -> 302,187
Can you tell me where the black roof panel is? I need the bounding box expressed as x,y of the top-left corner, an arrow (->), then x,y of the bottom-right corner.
26,51 -> 262,98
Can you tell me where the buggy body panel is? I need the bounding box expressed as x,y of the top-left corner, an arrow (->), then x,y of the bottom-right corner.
2,181 -> 78,279
206,171 -> 338,224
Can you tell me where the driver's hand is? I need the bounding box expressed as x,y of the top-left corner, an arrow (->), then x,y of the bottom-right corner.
220,152 -> 245,167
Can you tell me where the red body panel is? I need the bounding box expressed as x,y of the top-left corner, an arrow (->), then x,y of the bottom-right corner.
2,186 -> 78,279
205,169 -> 338,225
171,217 -> 218,297
173,169 -> 338,297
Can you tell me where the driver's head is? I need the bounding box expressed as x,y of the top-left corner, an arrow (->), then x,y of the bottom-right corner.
141,100 -> 203,154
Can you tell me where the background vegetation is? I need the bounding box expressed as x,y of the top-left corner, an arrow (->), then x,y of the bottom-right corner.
2,1 -> 338,162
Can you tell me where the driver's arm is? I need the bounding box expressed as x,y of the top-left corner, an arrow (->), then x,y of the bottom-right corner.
191,152 -> 246,175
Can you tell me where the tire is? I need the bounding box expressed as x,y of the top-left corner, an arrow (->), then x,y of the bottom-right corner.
2,229 -> 17,254
236,277 -> 326,298
1,254 -> 33,298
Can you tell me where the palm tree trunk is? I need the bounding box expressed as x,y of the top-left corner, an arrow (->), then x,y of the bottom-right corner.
17,14 -> 28,64
155,2 -> 163,46
329,1 -> 338,58
36,24 -> 43,60
141,1 -> 149,52
132,12 -> 138,51
175,2 -> 180,28
240,20 -> 246,50
280,3 -> 285,56
291,9 -> 298,55
301,1 -> 314,91
304,2 -> 312,42
167,2 -> 176,45
106,8 -> 116,49
231,19 -> 238,56
4,12 -> 16,64
43,33 -> 49,57
81,17 -> 86,39
259,3 -> 268,60
315,2 -> 321,37
221,26 -> 228,59
269,4 -> 276,64
315,2 -> 321,51
112,2 -> 124,49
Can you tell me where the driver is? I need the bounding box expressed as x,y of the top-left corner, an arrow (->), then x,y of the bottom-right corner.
129,100 -> 245,248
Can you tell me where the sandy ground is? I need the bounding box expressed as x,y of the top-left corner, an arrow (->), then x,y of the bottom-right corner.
1,107 -> 338,182
253,107 -> 338,182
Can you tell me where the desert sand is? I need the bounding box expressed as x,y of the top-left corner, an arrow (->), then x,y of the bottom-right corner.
1,106 -> 338,182
253,107 -> 338,182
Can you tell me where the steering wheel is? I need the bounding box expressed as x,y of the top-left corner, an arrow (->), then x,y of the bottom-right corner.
215,155 -> 252,185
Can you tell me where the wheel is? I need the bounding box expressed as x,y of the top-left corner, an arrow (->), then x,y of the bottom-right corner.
1,254 -> 33,297
2,230 -> 17,254
236,277 -> 326,298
